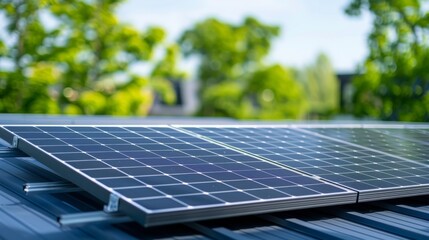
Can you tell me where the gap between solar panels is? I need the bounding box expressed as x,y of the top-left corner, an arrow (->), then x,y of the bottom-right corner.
0,125 -> 355,227
175,124 -> 429,202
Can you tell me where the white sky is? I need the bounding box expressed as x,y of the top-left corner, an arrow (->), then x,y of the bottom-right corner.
116,0 -> 372,74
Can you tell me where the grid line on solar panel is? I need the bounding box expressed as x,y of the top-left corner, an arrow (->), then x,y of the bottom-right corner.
0,125 -> 353,219
179,126 -> 429,194
300,127 -> 429,166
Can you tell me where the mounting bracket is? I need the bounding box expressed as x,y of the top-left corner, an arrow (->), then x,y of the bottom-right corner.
104,193 -> 120,213
12,136 -> 19,148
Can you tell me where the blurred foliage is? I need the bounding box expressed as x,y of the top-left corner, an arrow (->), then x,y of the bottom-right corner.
0,0 -> 179,115
246,64 -> 307,119
346,0 -> 429,121
180,17 -> 308,119
0,0 -> 340,120
297,53 -> 339,119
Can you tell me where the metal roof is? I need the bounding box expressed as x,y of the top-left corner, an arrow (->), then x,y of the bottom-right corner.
0,114 -> 428,240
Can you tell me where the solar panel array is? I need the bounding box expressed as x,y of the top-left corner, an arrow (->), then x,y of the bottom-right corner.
182,126 -> 429,201
1,124 -> 428,227
0,126 -> 354,226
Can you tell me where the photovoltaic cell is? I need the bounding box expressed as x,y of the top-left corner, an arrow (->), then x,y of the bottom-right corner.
182,126 -> 429,201
0,125 -> 354,226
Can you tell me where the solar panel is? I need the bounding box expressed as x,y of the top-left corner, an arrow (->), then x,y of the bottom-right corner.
371,128 -> 429,146
0,125 -> 355,227
303,127 -> 429,165
180,126 -> 429,202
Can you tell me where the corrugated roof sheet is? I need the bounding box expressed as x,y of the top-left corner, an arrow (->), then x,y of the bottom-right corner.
0,114 -> 428,240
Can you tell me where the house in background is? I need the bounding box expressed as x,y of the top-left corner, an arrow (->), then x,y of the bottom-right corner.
337,73 -> 356,113
150,79 -> 199,116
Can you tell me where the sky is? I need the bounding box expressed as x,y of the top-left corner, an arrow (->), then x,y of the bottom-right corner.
116,0 -> 372,74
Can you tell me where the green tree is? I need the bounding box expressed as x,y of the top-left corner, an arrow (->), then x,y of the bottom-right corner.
0,0 -> 60,113
298,53 -> 339,119
346,0 -> 429,121
246,64 -> 308,119
180,17 -> 307,119
0,0 -> 177,115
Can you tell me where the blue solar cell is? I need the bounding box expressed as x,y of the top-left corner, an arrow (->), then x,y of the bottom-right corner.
54,152 -> 95,161
167,156 -> 206,165
73,145 -> 112,152
217,163 -> 254,171
83,169 -> 126,178
69,126 -> 103,132
246,189 -> 289,199
212,191 -> 257,202
191,182 -> 234,192
109,132 -> 143,138
121,151 -> 160,158
98,177 -> 142,188
186,164 -> 225,173
156,184 -> 201,195
224,180 -> 266,190
50,132 -> 83,138
101,136 -> 133,142
39,126 -> 74,132
137,175 -> 181,186
172,173 -> 214,183
235,170 -> 273,179
4,126 -> 40,132
176,194 -> 223,206
134,158 -> 177,166
136,198 -> 185,210
307,184 -> 345,194
243,161 -> 280,170
197,156 -> 235,163
67,160 -> 110,169
277,186 -> 318,196
90,151 -> 129,159
62,138 -> 100,145
104,159 -> 142,168
152,166 -> 195,174
120,167 -> 162,176
41,145 -> 79,153
116,187 -> 163,198
17,132 -> 52,139
29,138 -> 66,146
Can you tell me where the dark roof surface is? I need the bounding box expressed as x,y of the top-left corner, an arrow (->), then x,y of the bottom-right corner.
0,114 -> 428,240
